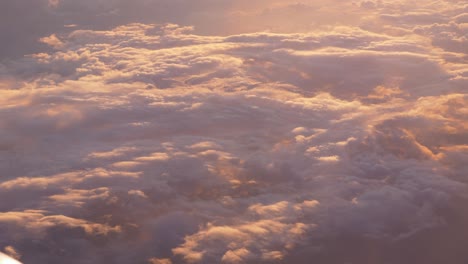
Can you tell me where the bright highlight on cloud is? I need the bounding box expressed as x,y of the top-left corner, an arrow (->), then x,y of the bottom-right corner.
0,252 -> 22,264
0,0 -> 467,263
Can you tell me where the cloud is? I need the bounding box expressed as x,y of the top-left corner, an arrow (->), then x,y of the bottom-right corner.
1,0 -> 467,60
0,252 -> 22,264
48,0 -> 60,8
39,34 -> 65,49
0,1 -> 467,263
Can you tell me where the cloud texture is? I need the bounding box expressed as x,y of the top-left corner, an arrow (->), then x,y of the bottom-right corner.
0,0 -> 467,263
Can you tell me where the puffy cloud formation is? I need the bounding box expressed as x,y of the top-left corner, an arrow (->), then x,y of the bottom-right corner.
0,0 -> 467,263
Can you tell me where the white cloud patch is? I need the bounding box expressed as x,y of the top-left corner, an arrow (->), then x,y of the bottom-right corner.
0,252 -> 22,264
0,1 -> 467,263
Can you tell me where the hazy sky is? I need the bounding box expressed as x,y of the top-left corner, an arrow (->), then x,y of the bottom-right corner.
0,1 -> 467,264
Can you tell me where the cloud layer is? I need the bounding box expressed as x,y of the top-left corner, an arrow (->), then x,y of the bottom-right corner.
0,0 -> 467,263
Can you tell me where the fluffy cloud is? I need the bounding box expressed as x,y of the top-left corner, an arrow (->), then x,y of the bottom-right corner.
1,0 -> 467,60
0,251 -> 22,264
0,1 -> 467,263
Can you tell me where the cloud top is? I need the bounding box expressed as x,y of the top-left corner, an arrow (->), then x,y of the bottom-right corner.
0,0 -> 467,263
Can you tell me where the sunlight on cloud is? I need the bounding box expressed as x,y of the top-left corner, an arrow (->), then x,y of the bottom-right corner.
0,0 -> 467,263
0,252 -> 21,264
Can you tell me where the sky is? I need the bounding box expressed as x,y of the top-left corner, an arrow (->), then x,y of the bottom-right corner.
0,0 -> 467,264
